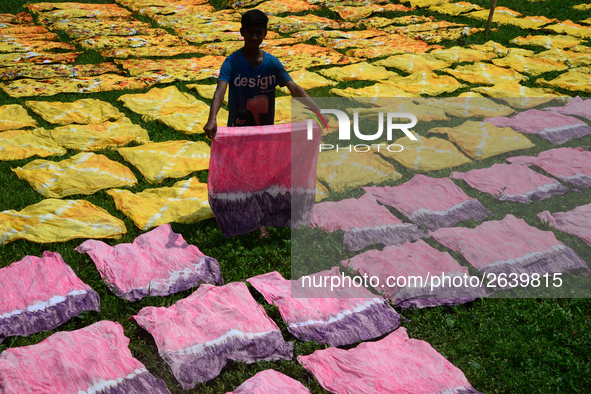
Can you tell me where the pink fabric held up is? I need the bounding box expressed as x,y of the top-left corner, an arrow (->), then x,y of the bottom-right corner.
538,203 -> 591,247
227,369 -> 311,394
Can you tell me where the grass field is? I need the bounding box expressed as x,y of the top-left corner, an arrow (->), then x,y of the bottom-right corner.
0,0 -> 590,393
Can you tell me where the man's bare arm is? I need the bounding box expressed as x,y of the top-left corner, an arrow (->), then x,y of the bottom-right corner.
204,80 -> 228,140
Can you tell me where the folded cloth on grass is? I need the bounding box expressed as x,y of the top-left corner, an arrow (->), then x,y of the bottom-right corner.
373,53 -> 452,73
144,99 -> 228,135
363,175 -> 491,231
116,56 -> 224,77
331,3 -> 414,21
510,34 -> 582,49
248,269 -> 400,346
429,46 -> 498,63
426,97 -> 516,119
536,70 -> 591,94
470,84 -> 565,109
0,51 -> 80,66
538,203 -> 591,247
25,98 -> 124,125
255,0 -> 319,14
442,63 -> 526,85
318,61 -> 398,82
330,82 -> 419,98
543,96 -> 591,120
267,14 -> 354,34
0,104 -> 36,131
117,85 -> 201,116
298,327 -> 483,394
0,251 -> 99,343
345,34 -> 437,58
544,20 -> 591,39
385,71 -> 465,95
429,1 -> 483,15
0,128 -> 66,161
76,224 -> 222,301
491,53 -> 568,76
133,282 -> 293,389
227,369 -> 310,394
0,62 -> 121,81
101,44 -> 202,59
0,321 -> 171,394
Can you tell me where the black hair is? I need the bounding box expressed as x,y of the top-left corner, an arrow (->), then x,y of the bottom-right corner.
241,9 -> 268,29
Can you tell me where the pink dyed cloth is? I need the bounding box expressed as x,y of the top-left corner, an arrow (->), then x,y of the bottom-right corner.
0,321 -> 170,394
0,251 -> 99,343
227,369 -> 311,394
507,147 -> 591,188
543,96 -> 591,121
76,224 -> 222,301
538,203 -> 591,247
451,163 -> 569,203
132,282 -> 293,389
363,174 -> 491,230
483,108 -> 591,144
247,269 -> 400,346
298,327 -> 483,394
343,240 -> 487,308
310,193 -> 426,251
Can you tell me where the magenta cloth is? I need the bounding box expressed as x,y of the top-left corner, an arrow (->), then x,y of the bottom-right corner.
227,369 -> 311,394
430,215 -> 589,283
543,96 -> 591,121
0,251 -> 99,343
362,174 -> 492,231
75,224 -> 222,301
247,269 -> 400,346
298,327 -> 483,394
0,321 -> 171,394
132,282 -> 293,389
310,194 -> 427,251
343,240 -> 488,308
483,108 -> 591,145
451,163 -> 569,203
208,121 -> 320,236
507,147 -> 591,188
538,203 -> 591,247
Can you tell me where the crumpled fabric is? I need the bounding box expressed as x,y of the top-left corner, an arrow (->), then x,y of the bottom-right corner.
429,1 -> 483,15
544,20 -> 591,38
0,12 -> 33,24
150,102 -> 228,134
331,3 -> 413,21
471,84 -> 565,109
0,128 -> 66,161
253,0 -> 319,14
538,203 -> 591,247
430,46 -> 498,63
227,369 -> 311,394
465,6 -> 522,22
26,98 -> 124,125
276,69 -> 337,93
510,34 -> 582,49
373,53 -> 451,73
0,40 -> 75,53
537,70 -> 591,93
47,18 -> 166,39
101,44 -> 201,59
442,63 -> 526,85
267,14 -> 355,33
331,82 -> 419,98
345,34 -> 437,58
0,62 -> 120,81
534,48 -> 591,66
0,25 -> 48,35
75,33 -> 187,50
491,53 -> 568,76
383,20 -> 466,34
0,51 -> 80,66
298,28 -> 387,41
30,5 -> 132,21
353,99 -> 450,122
266,44 -> 360,71
0,198 -> 126,245
118,85 -> 200,116
385,71 -> 465,95
114,56 -> 224,77
318,61 -> 398,82
175,30 -> 242,44
0,104 -> 36,131
426,97 -> 516,118
187,83 -> 227,101
407,0 -> 448,7
405,26 -> 485,44
361,14 -> 434,29
502,15 -> 558,29
543,95 -> 591,120
316,180 -> 329,201
468,40 -> 511,56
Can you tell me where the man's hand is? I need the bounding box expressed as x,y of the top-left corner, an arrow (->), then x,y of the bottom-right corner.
204,119 -> 217,140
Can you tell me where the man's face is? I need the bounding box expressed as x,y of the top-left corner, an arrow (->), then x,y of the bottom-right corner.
240,25 -> 267,50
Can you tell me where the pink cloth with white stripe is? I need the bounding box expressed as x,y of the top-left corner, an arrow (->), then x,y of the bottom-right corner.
298,327 -> 483,394
538,203 -> 591,247
543,96 -> 591,121
227,369 -> 311,394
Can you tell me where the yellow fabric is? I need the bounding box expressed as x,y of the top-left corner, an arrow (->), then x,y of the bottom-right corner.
149,103 -> 228,135
318,61 -> 398,82
118,85 -> 199,117
349,99 -> 450,122
385,71 -> 465,96
0,104 -> 36,131
536,70 -> 591,93
31,7 -> 132,21
574,3 -> 591,10
579,18 -> 591,25
315,180 -> 329,202
0,128 -> 66,161
373,53 -> 451,73
491,54 -> 568,76
384,20 -> 466,34
267,14 -> 355,34
267,44 -> 360,71
468,41 -> 511,56
510,34 -> 582,49
471,84 -> 566,109
0,62 -> 120,81
277,69 -> 337,93
425,97 -> 516,118
0,25 -> 48,35
193,38 -> 300,56
407,0 -> 447,7
345,34 -> 437,58
101,45 -> 201,59
428,121 -> 535,160
0,198 -> 126,245
360,15 -> 434,29
107,177 -> 212,230
330,4 -> 413,22
406,27 -> 484,44
117,140 -> 210,183
178,31 -> 242,44
174,21 -> 241,33
544,20 -> 591,38
465,7 -> 522,22
330,83 -> 419,98
75,34 -> 187,50
12,152 -> 137,198
0,40 -> 75,53
25,99 -> 124,125
501,16 -> 557,29
187,83 -> 229,103
115,55 -> 224,77
442,63 -> 526,85
534,48 -> 591,67
429,1 -> 483,15
0,51 -> 81,67
254,0 -> 319,14
430,46 -> 498,63
316,149 -> 402,192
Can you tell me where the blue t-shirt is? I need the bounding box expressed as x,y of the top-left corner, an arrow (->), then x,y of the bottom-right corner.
218,49 -> 292,127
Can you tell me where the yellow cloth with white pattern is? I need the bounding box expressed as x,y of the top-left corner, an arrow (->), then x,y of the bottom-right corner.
465,7 -> 522,22
385,71 -> 465,95
471,84 -> 566,109
0,104 -> 36,131
501,16 -> 557,30
25,99 -> 124,125
0,128 -> 66,161
510,35 -> 582,49
544,20 -> 591,38
430,46 -> 497,63
442,63 -> 526,85
118,85 -> 200,116
534,48 -> 591,67
536,70 -> 591,93
425,97 -> 516,119
373,53 -> 451,73
352,99 -> 450,122
429,1 -> 482,15
331,83 -> 419,99
491,53 -> 568,76
187,83 -> 228,103
318,61 -> 398,82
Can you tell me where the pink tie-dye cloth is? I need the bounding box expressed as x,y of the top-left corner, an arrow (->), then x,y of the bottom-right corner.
538,203 -> 591,247
343,240 -> 488,308
0,251 -> 99,343
543,96 -> 591,121
451,163 -> 569,203
247,269 -> 400,347
132,282 -> 293,389
227,369 -> 311,394
298,327 -> 483,394
363,174 -> 492,231
75,224 -> 222,301
507,147 -> 591,188
310,194 -> 427,251
0,321 -> 171,394
483,108 -> 591,145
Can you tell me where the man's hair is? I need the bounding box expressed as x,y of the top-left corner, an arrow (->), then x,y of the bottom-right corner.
241,9 -> 268,29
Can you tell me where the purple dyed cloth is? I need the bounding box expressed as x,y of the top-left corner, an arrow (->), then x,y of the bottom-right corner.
76,224 -> 222,301
227,369 -> 311,394
247,269 -> 400,346
507,147 -> 591,188
543,96 -> 591,121
363,174 -> 492,231
343,240 -> 488,308
483,108 -> 591,144
0,251 -> 100,343
298,327 -> 483,394
0,321 -> 171,394
451,163 -> 569,203
538,203 -> 591,247
132,282 -> 293,389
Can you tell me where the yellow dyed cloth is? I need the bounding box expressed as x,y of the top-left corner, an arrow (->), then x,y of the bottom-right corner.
115,56 -> 224,77
26,2 -> 131,12
331,4 -> 414,22
580,18 -> 591,25
491,54 -> 568,76
426,97 -> 516,118
0,32 -> 59,42
0,104 -> 36,131
0,51 -> 80,66
501,16 -> 557,29
0,63 -> 120,81
194,38 -> 299,56
360,15 -> 434,29
48,19 -> 164,39
26,99 -> 124,125
384,20 -> 465,34
0,26 -> 49,35
12,152 -> 138,198
0,40 -> 75,53
317,149 -> 402,192
442,63 -> 526,85
117,140 -> 210,183
471,84 -> 565,109
0,199 -> 126,245
107,177 -> 212,230
468,41 -> 511,56
267,14 -> 354,34
277,69 -> 337,93
148,102 -> 228,135
510,34 -> 582,49
0,128 -> 66,161
253,0 -> 319,14
385,71 -> 465,95
350,99 -> 450,122
0,12 -> 33,24
101,45 -> 201,59
316,180 -> 329,202
373,53 -> 451,73
75,34 -> 187,50
187,83 -> 228,102
118,85 -> 202,117
536,70 -> 591,93
534,48 -> 591,67
152,9 -> 239,28
32,7 -> 132,21
267,44 -> 360,71
345,34 -> 437,58
428,121 -> 534,160
573,3 -> 591,10
406,27 -> 484,44
331,83 -> 419,98
430,46 -> 498,63
545,20 -> 591,38
407,0 -> 447,7
429,1 -> 482,15
231,0 -> 266,8
465,7 -> 522,22
318,62 -> 398,82
178,31 -> 242,44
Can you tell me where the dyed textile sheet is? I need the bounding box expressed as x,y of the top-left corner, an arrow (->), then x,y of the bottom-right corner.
491,53 -> 568,76
430,215 -> 589,282
407,0 -> 446,7
0,199 -> 126,245
0,128 -> 66,161
138,4 -> 216,19
0,104 -> 36,131
345,34 -> 436,58
533,48 -> 591,67
442,63 -> 525,85
331,4 -> 414,21
26,98 -> 124,125
188,83 -> 228,102
266,44 -> 360,71
451,163 -> 569,203
293,28 -> 386,42
178,31 -> 242,44
331,83 -> 419,98
117,140 -> 210,183
107,177 -> 212,230
360,15 -> 434,29
353,99 -> 450,122
26,2 -> 132,13
75,34 -> 186,50
171,21 -> 241,34
428,120 -> 535,160
373,53 -> 452,73
465,7 -> 522,22
0,40 -> 74,53
267,15 -> 355,34
471,84 -> 564,109
0,32 -> 59,43
101,45 -> 201,59
430,46 -> 497,63
543,96 -> 591,120
311,194 -> 426,251
0,62 -> 120,81
33,8 -> 132,21
132,67 -> 219,85
76,224 -> 222,301
574,3 -> 591,10
344,240 -> 487,308
383,20 -> 466,34
299,327 -> 482,394
231,0 -> 266,8
0,51 -> 80,66
429,1 -> 483,15
133,282 -> 293,388
0,251 -> 99,343
228,369 -> 311,394
385,71 -> 465,95
510,34 -> 582,49
538,203 -> 591,247
254,0 -> 319,14
318,61 -> 397,82
151,101 -> 228,135
545,20 -> 591,38
193,38 -> 297,56
0,12 -> 33,24
0,321 -> 171,394
537,70 -> 591,94
248,269 -> 400,346
484,108 -> 591,145
502,15 -> 558,30
507,147 -> 591,188
405,27 -> 485,44
276,69 -> 337,93
0,25 -> 48,35
47,19 -> 165,39
118,85 -> 199,116
363,174 -> 491,231
426,97 -> 516,118
468,40 -> 512,56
